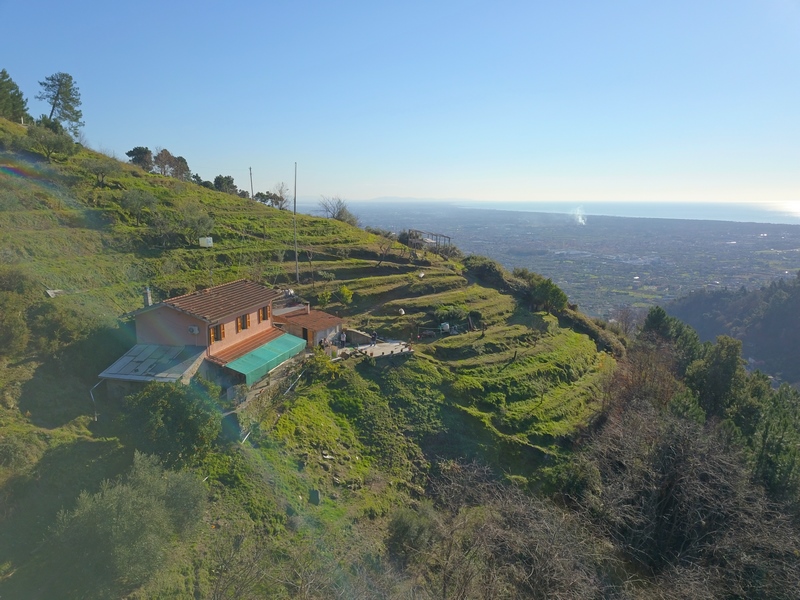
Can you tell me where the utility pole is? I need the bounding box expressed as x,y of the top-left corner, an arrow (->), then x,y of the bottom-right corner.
293,162 -> 299,284
249,167 -> 254,200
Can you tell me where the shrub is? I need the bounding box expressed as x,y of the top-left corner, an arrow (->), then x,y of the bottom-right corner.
433,303 -> 467,323
123,381 -> 221,467
53,453 -> 205,595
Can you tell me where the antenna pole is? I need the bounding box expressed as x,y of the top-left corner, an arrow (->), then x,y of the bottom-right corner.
249,167 -> 254,199
293,162 -> 299,284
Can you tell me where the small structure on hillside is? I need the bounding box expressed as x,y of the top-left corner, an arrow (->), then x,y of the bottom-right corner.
407,229 -> 452,253
99,279 -> 307,395
272,304 -> 344,347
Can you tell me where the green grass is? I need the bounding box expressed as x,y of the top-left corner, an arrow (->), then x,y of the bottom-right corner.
0,116 -> 625,597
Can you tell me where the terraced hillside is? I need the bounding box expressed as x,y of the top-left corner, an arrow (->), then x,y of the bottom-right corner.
0,117 -> 623,597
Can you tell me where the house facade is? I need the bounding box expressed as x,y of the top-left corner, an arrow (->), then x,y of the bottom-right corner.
100,280 -> 307,392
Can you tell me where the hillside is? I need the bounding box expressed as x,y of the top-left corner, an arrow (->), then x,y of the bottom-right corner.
2,117 -> 799,599
667,274 -> 800,385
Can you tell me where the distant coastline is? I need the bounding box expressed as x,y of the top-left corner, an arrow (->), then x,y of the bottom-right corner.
297,199 -> 800,226
451,201 -> 800,226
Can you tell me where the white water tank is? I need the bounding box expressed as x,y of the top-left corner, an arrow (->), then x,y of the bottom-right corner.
199,237 -> 213,247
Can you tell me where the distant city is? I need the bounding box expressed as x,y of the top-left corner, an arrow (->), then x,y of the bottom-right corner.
324,201 -> 800,318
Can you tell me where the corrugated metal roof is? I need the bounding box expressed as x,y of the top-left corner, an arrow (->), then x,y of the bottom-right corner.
225,333 -> 307,386
163,279 -> 282,323
99,344 -> 205,382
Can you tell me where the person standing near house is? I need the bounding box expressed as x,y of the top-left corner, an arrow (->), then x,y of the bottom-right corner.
339,330 -> 347,348
370,331 -> 377,346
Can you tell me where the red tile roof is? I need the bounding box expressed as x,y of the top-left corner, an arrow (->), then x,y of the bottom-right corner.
273,308 -> 343,331
163,280 -> 282,324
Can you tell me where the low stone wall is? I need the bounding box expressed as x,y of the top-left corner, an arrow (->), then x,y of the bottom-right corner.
345,329 -> 374,346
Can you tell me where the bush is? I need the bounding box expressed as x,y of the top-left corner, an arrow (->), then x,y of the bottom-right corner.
123,381 -> 221,467
433,303 -> 467,323
338,284 -> 353,305
52,453 -> 205,596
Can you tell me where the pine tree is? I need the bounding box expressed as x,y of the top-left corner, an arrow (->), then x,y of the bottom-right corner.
0,69 -> 30,122
35,72 -> 84,136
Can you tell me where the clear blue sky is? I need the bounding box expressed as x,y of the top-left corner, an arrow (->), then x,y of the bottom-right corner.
2,0 -> 799,212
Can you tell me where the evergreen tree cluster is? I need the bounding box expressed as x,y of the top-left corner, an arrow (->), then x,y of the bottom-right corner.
0,68 -> 30,123
668,272 -> 800,384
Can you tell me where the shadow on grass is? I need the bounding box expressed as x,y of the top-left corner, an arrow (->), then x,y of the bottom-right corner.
18,323 -> 134,429
0,438 -> 130,599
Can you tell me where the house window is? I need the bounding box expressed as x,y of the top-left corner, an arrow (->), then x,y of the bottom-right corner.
236,313 -> 251,333
210,324 -> 225,343
258,305 -> 270,323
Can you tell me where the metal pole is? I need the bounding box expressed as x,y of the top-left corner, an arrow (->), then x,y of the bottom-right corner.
249,166 -> 254,200
293,162 -> 299,284
89,380 -> 102,421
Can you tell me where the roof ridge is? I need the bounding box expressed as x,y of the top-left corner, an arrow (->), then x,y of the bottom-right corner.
165,278 -> 251,303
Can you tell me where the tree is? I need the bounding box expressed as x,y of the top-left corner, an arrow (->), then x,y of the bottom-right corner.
374,234 -> 395,267
685,335 -> 746,418
317,290 -> 331,308
81,156 -> 121,186
126,146 -> 153,172
271,182 -> 290,209
0,68 -> 30,122
149,209 -> 176,247
172,155 -> 191,181
36,72 -> 84,135
319,195 -> 358,226
153,148 -> 174,176
253,191 -> 271,205
214,174 -> 238,195
338,284 -> 353,305
25,123 -> 76,161
192,173 -> 214,188
180,204 -> 214,244
124,381 -> 221,466
752,384 -> 800,501
120,189 -> 157,225
52,452 -> 205,596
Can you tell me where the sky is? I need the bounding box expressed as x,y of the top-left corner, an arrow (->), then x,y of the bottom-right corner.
2,0 -> 800,214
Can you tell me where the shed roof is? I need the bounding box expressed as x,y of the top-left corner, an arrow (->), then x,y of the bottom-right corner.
99,344 -> 205,382
273,308 -> 343,331
160,279 -> 282,323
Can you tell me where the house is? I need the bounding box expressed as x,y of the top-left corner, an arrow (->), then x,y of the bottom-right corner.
272,304 -> 344,347
99,279 -> 307,394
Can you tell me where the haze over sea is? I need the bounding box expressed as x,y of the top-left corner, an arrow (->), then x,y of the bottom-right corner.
345,200 -> 800,226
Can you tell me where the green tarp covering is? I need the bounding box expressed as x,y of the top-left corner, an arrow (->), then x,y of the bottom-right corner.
225,333 -> 306,386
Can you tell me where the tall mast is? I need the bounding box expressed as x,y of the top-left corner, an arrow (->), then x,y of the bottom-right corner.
293,162 -> 299,284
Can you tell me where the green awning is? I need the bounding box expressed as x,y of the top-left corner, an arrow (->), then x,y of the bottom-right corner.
225,333 -> 306,386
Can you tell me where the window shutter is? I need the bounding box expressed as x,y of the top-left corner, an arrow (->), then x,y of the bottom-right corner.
210,326 -> 215,343
221,324 -> 226,340
246,313 -> 251,328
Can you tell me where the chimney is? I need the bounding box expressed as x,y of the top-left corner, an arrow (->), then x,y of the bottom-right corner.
143,286 -> 152,307
307,302 -> 311,314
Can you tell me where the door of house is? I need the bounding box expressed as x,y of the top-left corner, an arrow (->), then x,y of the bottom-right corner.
303,327 -> 311,346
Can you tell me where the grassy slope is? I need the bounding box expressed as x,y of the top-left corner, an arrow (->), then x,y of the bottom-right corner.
0,117 -> 620,597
